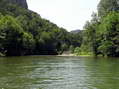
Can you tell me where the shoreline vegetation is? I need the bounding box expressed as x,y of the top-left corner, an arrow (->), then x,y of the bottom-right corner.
58,54 -> 91,57
0,50 -> 118,58
0,0 -> 82,56
0,0 -> 119,57
58,51 -> 93,57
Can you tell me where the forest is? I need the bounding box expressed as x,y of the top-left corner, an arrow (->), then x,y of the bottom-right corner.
73,0 -> 119,57
0,0 -> 82,56
0,0 -> 119,57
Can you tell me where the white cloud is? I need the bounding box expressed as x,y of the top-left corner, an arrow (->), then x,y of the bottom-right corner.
27,0 -> 100,31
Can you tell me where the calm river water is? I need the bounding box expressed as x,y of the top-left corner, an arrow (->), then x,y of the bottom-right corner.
0,56 -> 119,89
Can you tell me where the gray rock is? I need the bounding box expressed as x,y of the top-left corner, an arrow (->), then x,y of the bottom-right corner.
7,0 -> 28,8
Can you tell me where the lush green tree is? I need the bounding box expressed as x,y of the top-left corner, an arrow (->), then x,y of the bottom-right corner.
0,15 -> 35,56
0,0 -> 83,56
98,41 -> 114,56
98,0 -> 119,17
21,32 -> 35,55
69,32 -> 82,47
0,15 -> 24,56
82,11 -> 119,57
98,12 -> 119,56
83,13 -> 100,56
74,47 -> 81,56
69,45 -> 75,53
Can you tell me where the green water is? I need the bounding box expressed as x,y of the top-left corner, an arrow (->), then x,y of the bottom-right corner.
0,56 -> 119,89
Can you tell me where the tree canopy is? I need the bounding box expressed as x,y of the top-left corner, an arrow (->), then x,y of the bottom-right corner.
78,0 -> 119,57
0,0 -> 82,56
98,0 -> 119,17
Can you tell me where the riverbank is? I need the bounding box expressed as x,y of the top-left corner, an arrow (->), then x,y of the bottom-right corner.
58,53 -> 75,56
58,53 -> 92,57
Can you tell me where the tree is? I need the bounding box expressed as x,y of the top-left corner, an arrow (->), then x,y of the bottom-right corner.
0,15 -> 35,56
21,32 -> 35,55
98,12 -> 119,57
83,13 -> 100,56
0,0 -> 76,56
0,15 -> 24,56
98,0 -> 119,17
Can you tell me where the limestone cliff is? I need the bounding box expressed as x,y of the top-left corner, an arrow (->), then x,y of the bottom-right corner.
7,0 -> 28,8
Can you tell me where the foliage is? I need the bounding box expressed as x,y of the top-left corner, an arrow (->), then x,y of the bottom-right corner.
80,0 -> 119,57
98,0 -> 119,17
0,15 -> 35,56
98,12 -> 119,56
69,45 -> 75,53
0,1 -> 83,56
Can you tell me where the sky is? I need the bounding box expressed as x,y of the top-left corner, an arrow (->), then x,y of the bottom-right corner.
27,0 -> 100,31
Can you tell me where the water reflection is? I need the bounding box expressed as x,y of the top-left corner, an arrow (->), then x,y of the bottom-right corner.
0,56 -> 118,89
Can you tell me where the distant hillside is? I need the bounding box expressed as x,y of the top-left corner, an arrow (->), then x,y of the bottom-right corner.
70,29 -> 81,34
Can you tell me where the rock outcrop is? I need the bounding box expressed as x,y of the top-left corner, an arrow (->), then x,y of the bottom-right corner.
7,0 -> 28,8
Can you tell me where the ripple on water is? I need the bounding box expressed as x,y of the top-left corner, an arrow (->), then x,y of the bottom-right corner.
0,56 -> 119,89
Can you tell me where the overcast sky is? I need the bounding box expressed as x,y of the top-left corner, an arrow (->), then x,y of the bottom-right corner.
27,0 -> 100,31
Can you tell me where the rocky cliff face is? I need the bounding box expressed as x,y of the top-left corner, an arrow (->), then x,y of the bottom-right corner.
7,0 -> 28,8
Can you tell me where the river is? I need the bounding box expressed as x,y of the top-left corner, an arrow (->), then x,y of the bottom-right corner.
0,56 -> 119,89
